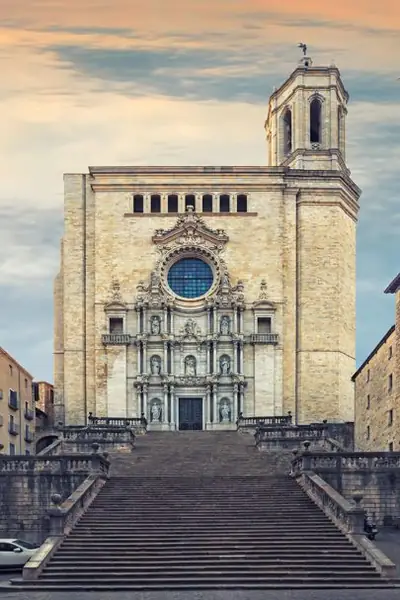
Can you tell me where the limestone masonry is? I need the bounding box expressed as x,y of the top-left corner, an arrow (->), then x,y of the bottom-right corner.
53,56 -> 361,428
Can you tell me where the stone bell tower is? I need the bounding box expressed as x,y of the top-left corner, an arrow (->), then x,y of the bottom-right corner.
265,53 -> 348,171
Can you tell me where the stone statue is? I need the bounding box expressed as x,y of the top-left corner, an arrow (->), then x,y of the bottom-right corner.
150,355 -> 161,375
151,402 -> 161,422
184,355 -> 197,376
184,319 -> 196,336
220,355 -> 231,375
220,401 -> 231,422
150,316 -> 161,335
220,316 -> 230,335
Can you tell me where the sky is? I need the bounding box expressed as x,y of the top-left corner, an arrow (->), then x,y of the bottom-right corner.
0,0 -> 399,382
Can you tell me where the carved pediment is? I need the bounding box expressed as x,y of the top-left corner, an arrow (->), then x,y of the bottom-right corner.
152,206 -> 228,253
105,278 -> 127,311
252,279 -> 276,310
104,300 -> 127,312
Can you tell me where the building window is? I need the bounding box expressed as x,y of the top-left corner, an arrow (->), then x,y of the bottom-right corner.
257,317 -> 271,334
366,425 -> 370,440
367,394 -> 370,410
202,194 -> 213,212
219,195 -> 230,213
185,194 -> 195,211
150,194 -> 161,213
9,365 -> 12,376
9,443 -> 15,456
109,317 -> 124,333
310,97 -> 322,144
0,389 -> 3,400
8,389 -> 18,410
237,195 -> 247,213
366,369 -> 370,382
24,378 -> 28,389
389,442 -> 394,452
389,374 -> 393,392
282,108 -> 292,155
168,194 -> 178,213
167,257 -> 213,299
389,346 -> 393,359
388,409 -> 394,426
133,194 -> 144,213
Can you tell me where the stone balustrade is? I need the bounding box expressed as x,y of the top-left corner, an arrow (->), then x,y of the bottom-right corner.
292,451 -> 400,476
237,414 -> 292,431
88,415 -> 147,434
0,454 -> 109,475
255,424 -> 328,451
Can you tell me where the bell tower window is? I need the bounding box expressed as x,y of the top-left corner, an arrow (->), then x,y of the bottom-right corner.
151,195 -> 161,213
202,194 -> 213,213
310,98 -> 322,144
282,108 -> 292,155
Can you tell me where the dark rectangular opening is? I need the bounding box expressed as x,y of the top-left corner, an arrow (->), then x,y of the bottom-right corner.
179,398 -> 203,431
133,194 -> 144,213
151,195 -> 161,213
237,194 -> 247,212
219,194 -> 230,212
185,194 -> 195,211
109,317 -> 123,333
202,194 -> 213,212
257,317 -> 271,333
168,194 -> 178,213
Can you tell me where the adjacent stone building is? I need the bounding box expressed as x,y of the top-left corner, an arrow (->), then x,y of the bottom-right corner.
353,273 -> 400,451
0,347 -> 35,454
54,56 -> 361,429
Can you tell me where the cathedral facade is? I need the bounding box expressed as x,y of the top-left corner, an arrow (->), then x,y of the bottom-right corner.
54,57 -> 361,429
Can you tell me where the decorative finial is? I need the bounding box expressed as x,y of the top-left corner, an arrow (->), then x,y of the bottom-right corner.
186,204 -> 195,212
298,42 -> 307,56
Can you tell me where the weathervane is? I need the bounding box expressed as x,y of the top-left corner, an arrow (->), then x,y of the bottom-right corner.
298,42 -> 307,56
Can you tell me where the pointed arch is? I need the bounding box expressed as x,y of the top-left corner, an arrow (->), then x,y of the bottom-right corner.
281,107 -> 292,155
310,97 -> 322,144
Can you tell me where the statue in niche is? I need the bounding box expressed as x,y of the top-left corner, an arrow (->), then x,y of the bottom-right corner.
150,315 -> 161,335
184,355 -> 197,377
184,319 -> 196,337
220,316 -> 230,335
220,400 -> 231,423
150,355 -> 161,375
220,355 -> 231,375
151,401 -> 162,422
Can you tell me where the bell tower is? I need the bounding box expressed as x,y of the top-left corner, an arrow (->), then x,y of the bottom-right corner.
265,52 -> 348,171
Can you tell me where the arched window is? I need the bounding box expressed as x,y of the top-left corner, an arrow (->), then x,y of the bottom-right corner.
133,194 -> 144,213
150,194 -> 161,213
168,194 -> 178,213
237,194 -> 247,213
310,98 -> 322,144
185,194 -> 195,211
219,194 -> 230,213
282,108 -> 292,156
202,194 -> 213,212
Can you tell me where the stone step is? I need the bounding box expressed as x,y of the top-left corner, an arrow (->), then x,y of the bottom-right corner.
60,541 -> 356,550
49,557 -> 369,566
65,532 -> 346,541
72,525 -> 340,533
40,568 -> 381,578
13,576 -> 396,590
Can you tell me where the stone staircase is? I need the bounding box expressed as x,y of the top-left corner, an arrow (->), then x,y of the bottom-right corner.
16,432 -> 398,590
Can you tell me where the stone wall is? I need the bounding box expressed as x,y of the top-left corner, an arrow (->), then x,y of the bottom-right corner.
353,326 -> 395,451
292,451 -> 400,524
0,454 -> 108,544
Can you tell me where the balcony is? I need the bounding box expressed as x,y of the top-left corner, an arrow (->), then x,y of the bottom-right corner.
250,333 -> 279,345
24,430 -> 34,443
8,391 -> 18,411
102,334 -> 131,346
8,422 -> 19,436
24,407 -> 35,421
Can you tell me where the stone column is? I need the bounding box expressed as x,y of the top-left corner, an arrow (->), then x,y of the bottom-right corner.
136,385 -> 141,417
195,193 -> 202,213
163,342 -> 168,374
137,341 -> 141,374
163,384 -> 168,424
238,342 -> 243,374
213,385 -> 218,423
170,309 -> 174,332
238,308 -> 243,334
171,342 -> 175,375
163,307 -> 168,332
143,307 -> 147,333
230,193 -> 236,213
213,307 -> 218,334
233,307 -> 237,334
212,192 -> 219,213
170,385 -> 176,428
136,308 -> 141,334
143,341 -> 147,374
232,383 -> 238,424
239,384 -> 244,415
213,342 -> 217,374
233,341 -> 237,374
206,342 -> 210,374
143,384 -> 148,420
206,385 -> 212,425
178,193 -> 185,213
